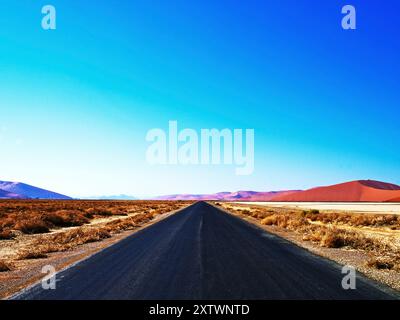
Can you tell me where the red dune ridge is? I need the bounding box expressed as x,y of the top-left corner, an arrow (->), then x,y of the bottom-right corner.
271,180 -> 400,202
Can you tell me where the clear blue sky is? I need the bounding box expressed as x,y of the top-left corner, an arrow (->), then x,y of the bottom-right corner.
0,1 -> 399,197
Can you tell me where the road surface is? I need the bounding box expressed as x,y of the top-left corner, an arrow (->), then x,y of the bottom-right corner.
13,202 -> 399,300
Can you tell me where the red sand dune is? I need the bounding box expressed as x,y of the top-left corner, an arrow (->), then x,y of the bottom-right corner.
387,197 -> 400,203
271,180 -> 400,202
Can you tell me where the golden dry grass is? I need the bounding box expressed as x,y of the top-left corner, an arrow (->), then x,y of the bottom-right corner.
0,230 -> 14,240
0,260 -> 12,272
0,200 -> 186,235
27,228 -> 113,256
0,200 -> 190,269
367,256 -> 400,271
218,203 -> 400,271
17,251 -> 48,260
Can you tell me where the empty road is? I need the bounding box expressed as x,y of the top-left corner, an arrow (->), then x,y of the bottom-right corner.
14,202 -> 399,299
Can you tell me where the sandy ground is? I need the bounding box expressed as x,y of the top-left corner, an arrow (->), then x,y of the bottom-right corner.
239,202 -> 400,214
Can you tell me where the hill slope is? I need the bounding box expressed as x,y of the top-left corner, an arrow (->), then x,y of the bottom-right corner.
271,180 -> 400,202
0,181 -> 71,199
0,189 -> 26,199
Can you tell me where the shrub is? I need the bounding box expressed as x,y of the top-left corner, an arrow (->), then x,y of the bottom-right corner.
302,228 -> 325,242
85,208 -> 113,217
321,230 -> 346,248
44,210 -> 89,227
18,251 -> 48,260
103,212 -> 155,233
110,209 -> 128,216
367,258 -> 395,270
0,218 -> 12,229
260,215 -> 277,225
0,260 -> 12,272
0,229 -> 15,240
15,219 -> 50,234
48,228 -> 111,246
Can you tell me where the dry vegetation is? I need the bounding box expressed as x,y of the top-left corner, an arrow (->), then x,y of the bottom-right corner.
0,200 -> 190,271
216,203 -> 400,271
0,200 -> 166,237
0,260 -> 12,272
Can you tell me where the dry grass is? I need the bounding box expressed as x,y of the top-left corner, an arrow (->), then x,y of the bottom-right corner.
0,260 -> 12,272
44,210 -> 90,227
85,207 -> 128,217
10,228 -> 113,260
0,230 -> 14,240
218,203 -> 400,271
0,200 -> 190,301
0,200 -> 187,236
302,210 -> 400,228
14,219 -> 50,234
32,228 -> 113,255
102,212 -> 155,233
366,255 -> 400,271
25,213 -> 159,257
18,251 -> 48,260
0,200 -> 190,268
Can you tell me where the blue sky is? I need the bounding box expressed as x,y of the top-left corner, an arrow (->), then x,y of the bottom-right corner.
0,1 -> 399,197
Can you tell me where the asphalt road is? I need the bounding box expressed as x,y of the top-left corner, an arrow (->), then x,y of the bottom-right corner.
14,202 -> 399,300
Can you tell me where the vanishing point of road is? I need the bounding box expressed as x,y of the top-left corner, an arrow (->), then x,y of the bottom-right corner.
14,202 -> 399,300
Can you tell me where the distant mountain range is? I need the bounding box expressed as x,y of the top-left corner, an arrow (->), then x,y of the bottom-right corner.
0,181 -> 71,200
154,180 -> 400,202
1,179 -> 400,202
153,190 -> 299,201
80,195 -> 137,200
